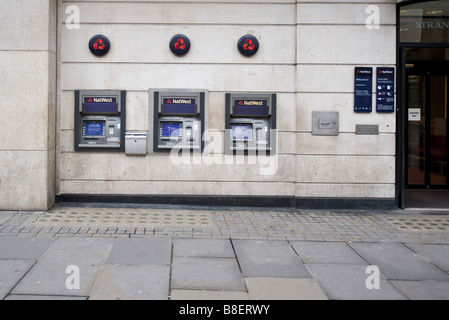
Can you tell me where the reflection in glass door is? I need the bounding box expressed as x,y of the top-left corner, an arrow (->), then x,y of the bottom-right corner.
407,66 -> 448,188
430,75 -> 447,185
407,74 -> 426,185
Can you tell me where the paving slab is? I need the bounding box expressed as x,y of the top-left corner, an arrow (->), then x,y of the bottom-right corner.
173,238 -> 234,258
291,241 -> 366,264
232,240 -> 310,278
170,289 -> 249,300
307,264 -> 406,300
0,236 -> 55,259
349,242 -> 449,281
5,295 -> 87,300
245,277 -> 327,300
405,243 -> 449,272
106,238 -> 172,265
47,237 -> 114,253
171,257 -> 245,291
88,264 -> 170,300
10,237 -> 113,297
0,212 -> 16,226
11,250 -> 107,296
390,280 -> 449,300
0,260 -> 36,299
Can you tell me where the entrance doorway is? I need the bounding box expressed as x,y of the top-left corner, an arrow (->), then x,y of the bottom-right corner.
398,0 -> 449,209
406,48 -> 449,189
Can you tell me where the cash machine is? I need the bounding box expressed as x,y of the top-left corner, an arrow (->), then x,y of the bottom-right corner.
225,93 -> 276,155
151,89 -> 207,152
75,90 -> 126,152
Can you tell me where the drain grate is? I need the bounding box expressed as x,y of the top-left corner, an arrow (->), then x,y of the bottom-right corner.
32,207 -> 214,228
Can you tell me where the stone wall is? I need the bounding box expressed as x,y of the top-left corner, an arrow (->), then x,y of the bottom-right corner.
0,0 -> 398,210
0,0 -> 57,210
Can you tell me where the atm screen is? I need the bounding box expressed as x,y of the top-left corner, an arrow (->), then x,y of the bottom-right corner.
232,124 -> 251,140
84,121 -> 105,136
162,123 -> 181,137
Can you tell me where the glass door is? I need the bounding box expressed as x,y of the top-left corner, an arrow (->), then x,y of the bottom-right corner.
406,57 -> 448,188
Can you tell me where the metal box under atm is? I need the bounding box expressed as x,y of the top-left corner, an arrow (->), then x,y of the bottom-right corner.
225,93 -> 276,155
151,89 -> 207,152
75,90 -> 126,152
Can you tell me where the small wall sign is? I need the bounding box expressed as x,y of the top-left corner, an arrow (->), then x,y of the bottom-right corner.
408,108 -> 421,121
169,34 -> 191,56
237,35 -> 259,56
88,35 -> 110,56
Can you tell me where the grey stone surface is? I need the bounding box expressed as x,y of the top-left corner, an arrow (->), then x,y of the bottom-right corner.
245,277 -> 327,300
0,236 -> 55,259
0,212 -> 16,226
232,240 -> 310,278
11,249 -> 107,296
5,295 -> 87,300
106,238 -> 171,265
391,280 -> 449,300
171,256 -> 245,291
11,237 -> 112,296
405,243 -> 449,272
349,242 -> 449,281
2,207 -> 449,300
291,241 -> 366,264
89,264 -> 170,300
170,289 -> 249,300
173,238 -> 235,258
48,237 -> 113,253
0,260 -> 36,299
307,264 -> 406,300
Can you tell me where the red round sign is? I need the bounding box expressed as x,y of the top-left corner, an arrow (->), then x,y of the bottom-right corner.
237,35 -> 259,56
89,35 -> 110,56
169,34 -> 191,56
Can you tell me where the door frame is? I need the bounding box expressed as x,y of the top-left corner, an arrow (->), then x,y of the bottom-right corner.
397,45 -> 449,208
396,0 -> 449,208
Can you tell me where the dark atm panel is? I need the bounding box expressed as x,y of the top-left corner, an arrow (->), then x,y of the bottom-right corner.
75,90 -> 126,152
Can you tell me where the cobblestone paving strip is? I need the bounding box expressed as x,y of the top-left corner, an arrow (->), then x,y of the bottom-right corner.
214,210 -> 401,241
1,207 -> 449,243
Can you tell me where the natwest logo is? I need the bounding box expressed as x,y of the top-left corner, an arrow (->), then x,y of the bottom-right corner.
165,98 -> 194,104
237,100 -> 265,106
88,35 -> 110,57
237,35 -> 259,56
85,97 -> 114,103
93,97 -> 114,103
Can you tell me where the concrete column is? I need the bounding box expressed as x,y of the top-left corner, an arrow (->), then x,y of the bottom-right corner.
0,0 -> 57,210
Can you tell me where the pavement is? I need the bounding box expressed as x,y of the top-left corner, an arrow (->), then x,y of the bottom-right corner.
1,203 -> 449,301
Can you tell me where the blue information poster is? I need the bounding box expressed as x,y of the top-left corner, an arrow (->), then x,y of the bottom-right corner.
354,67 -> 373,113
376,67 -> 395,113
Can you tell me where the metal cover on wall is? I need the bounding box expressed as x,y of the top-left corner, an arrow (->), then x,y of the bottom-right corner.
88,35 -> 110,56
312,111 -> 339,136
169,34 -> 191,56
237,35 -> 259,56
